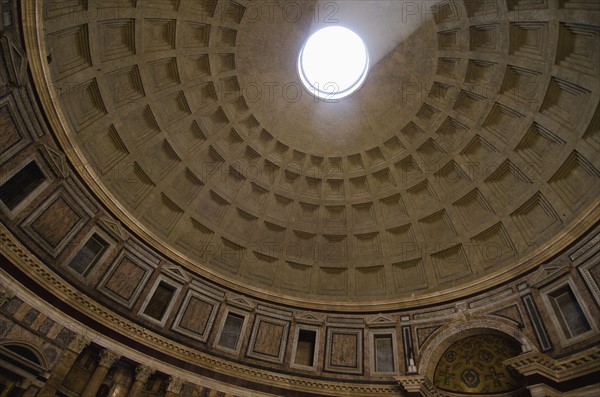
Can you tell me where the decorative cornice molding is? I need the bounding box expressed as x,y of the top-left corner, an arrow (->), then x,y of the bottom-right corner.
528,263 -> 571,289
367,314 -> 396,327
294,312 -> 325,325
225,294 -> 255,311
395,374 -> 426,393
97,217 -> 128,242
504,347 -> 600,382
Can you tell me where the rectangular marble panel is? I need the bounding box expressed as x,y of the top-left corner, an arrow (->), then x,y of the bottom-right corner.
246,315 -> 289,363
253,321 -> 284,357
324,327 -> 363,374
20,187 -> 89,257
173,291 -> 219,342
104,258 -> 146,300
98,249 -> 154,308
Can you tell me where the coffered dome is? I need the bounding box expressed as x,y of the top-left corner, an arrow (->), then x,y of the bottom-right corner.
2,1 -> 600,396
34,0 -> 600,307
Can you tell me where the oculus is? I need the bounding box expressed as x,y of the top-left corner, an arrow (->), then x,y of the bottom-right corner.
298,26 -> 369,100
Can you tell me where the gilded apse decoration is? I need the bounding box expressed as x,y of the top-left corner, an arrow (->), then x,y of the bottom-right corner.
433,334 -> 524,394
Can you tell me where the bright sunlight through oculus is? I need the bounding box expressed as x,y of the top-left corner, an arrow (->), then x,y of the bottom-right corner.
298,26 -> 369,100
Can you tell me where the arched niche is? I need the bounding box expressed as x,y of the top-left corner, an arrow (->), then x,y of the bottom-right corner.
416,318 -> 536,395
432,334 -> 525,395
0,341 -> 49,395
0,341 -> 49,372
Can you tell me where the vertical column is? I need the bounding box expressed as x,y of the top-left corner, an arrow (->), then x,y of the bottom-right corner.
165,376 -> 184,397
191,384 -> 208,396
81,349 -> 121,397
38,334 -> 91,397
127,364 -> 155,397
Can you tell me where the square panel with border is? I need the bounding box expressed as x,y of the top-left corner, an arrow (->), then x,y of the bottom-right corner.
246,314 -> 290,364
20,185 -> 90,258
324,327 -> 363,374
172,289 -> 221,342
97,247 -> 156,309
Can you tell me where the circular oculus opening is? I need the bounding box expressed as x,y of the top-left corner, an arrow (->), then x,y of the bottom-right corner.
298,26 -> 369,100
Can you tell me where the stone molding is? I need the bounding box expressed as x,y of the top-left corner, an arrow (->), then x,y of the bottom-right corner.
505,347 -> 600,383
395,374 -> 426,394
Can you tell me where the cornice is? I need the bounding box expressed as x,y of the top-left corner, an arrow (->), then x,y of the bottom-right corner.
504,347 -> 600,383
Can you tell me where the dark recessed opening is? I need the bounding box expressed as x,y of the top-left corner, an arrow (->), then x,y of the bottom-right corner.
294,329 -> 316,367
143,282 -> 176,321
217,312 -> 245,350
0,161 -> 45,210
67,233 -> 109,276
549,285 -> 592,339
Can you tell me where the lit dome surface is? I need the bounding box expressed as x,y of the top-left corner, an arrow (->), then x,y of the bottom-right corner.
298,26 -> 369,100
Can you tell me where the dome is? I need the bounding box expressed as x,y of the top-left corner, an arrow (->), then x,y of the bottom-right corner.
1,0 -> 599,396
27,0 -> 600,308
